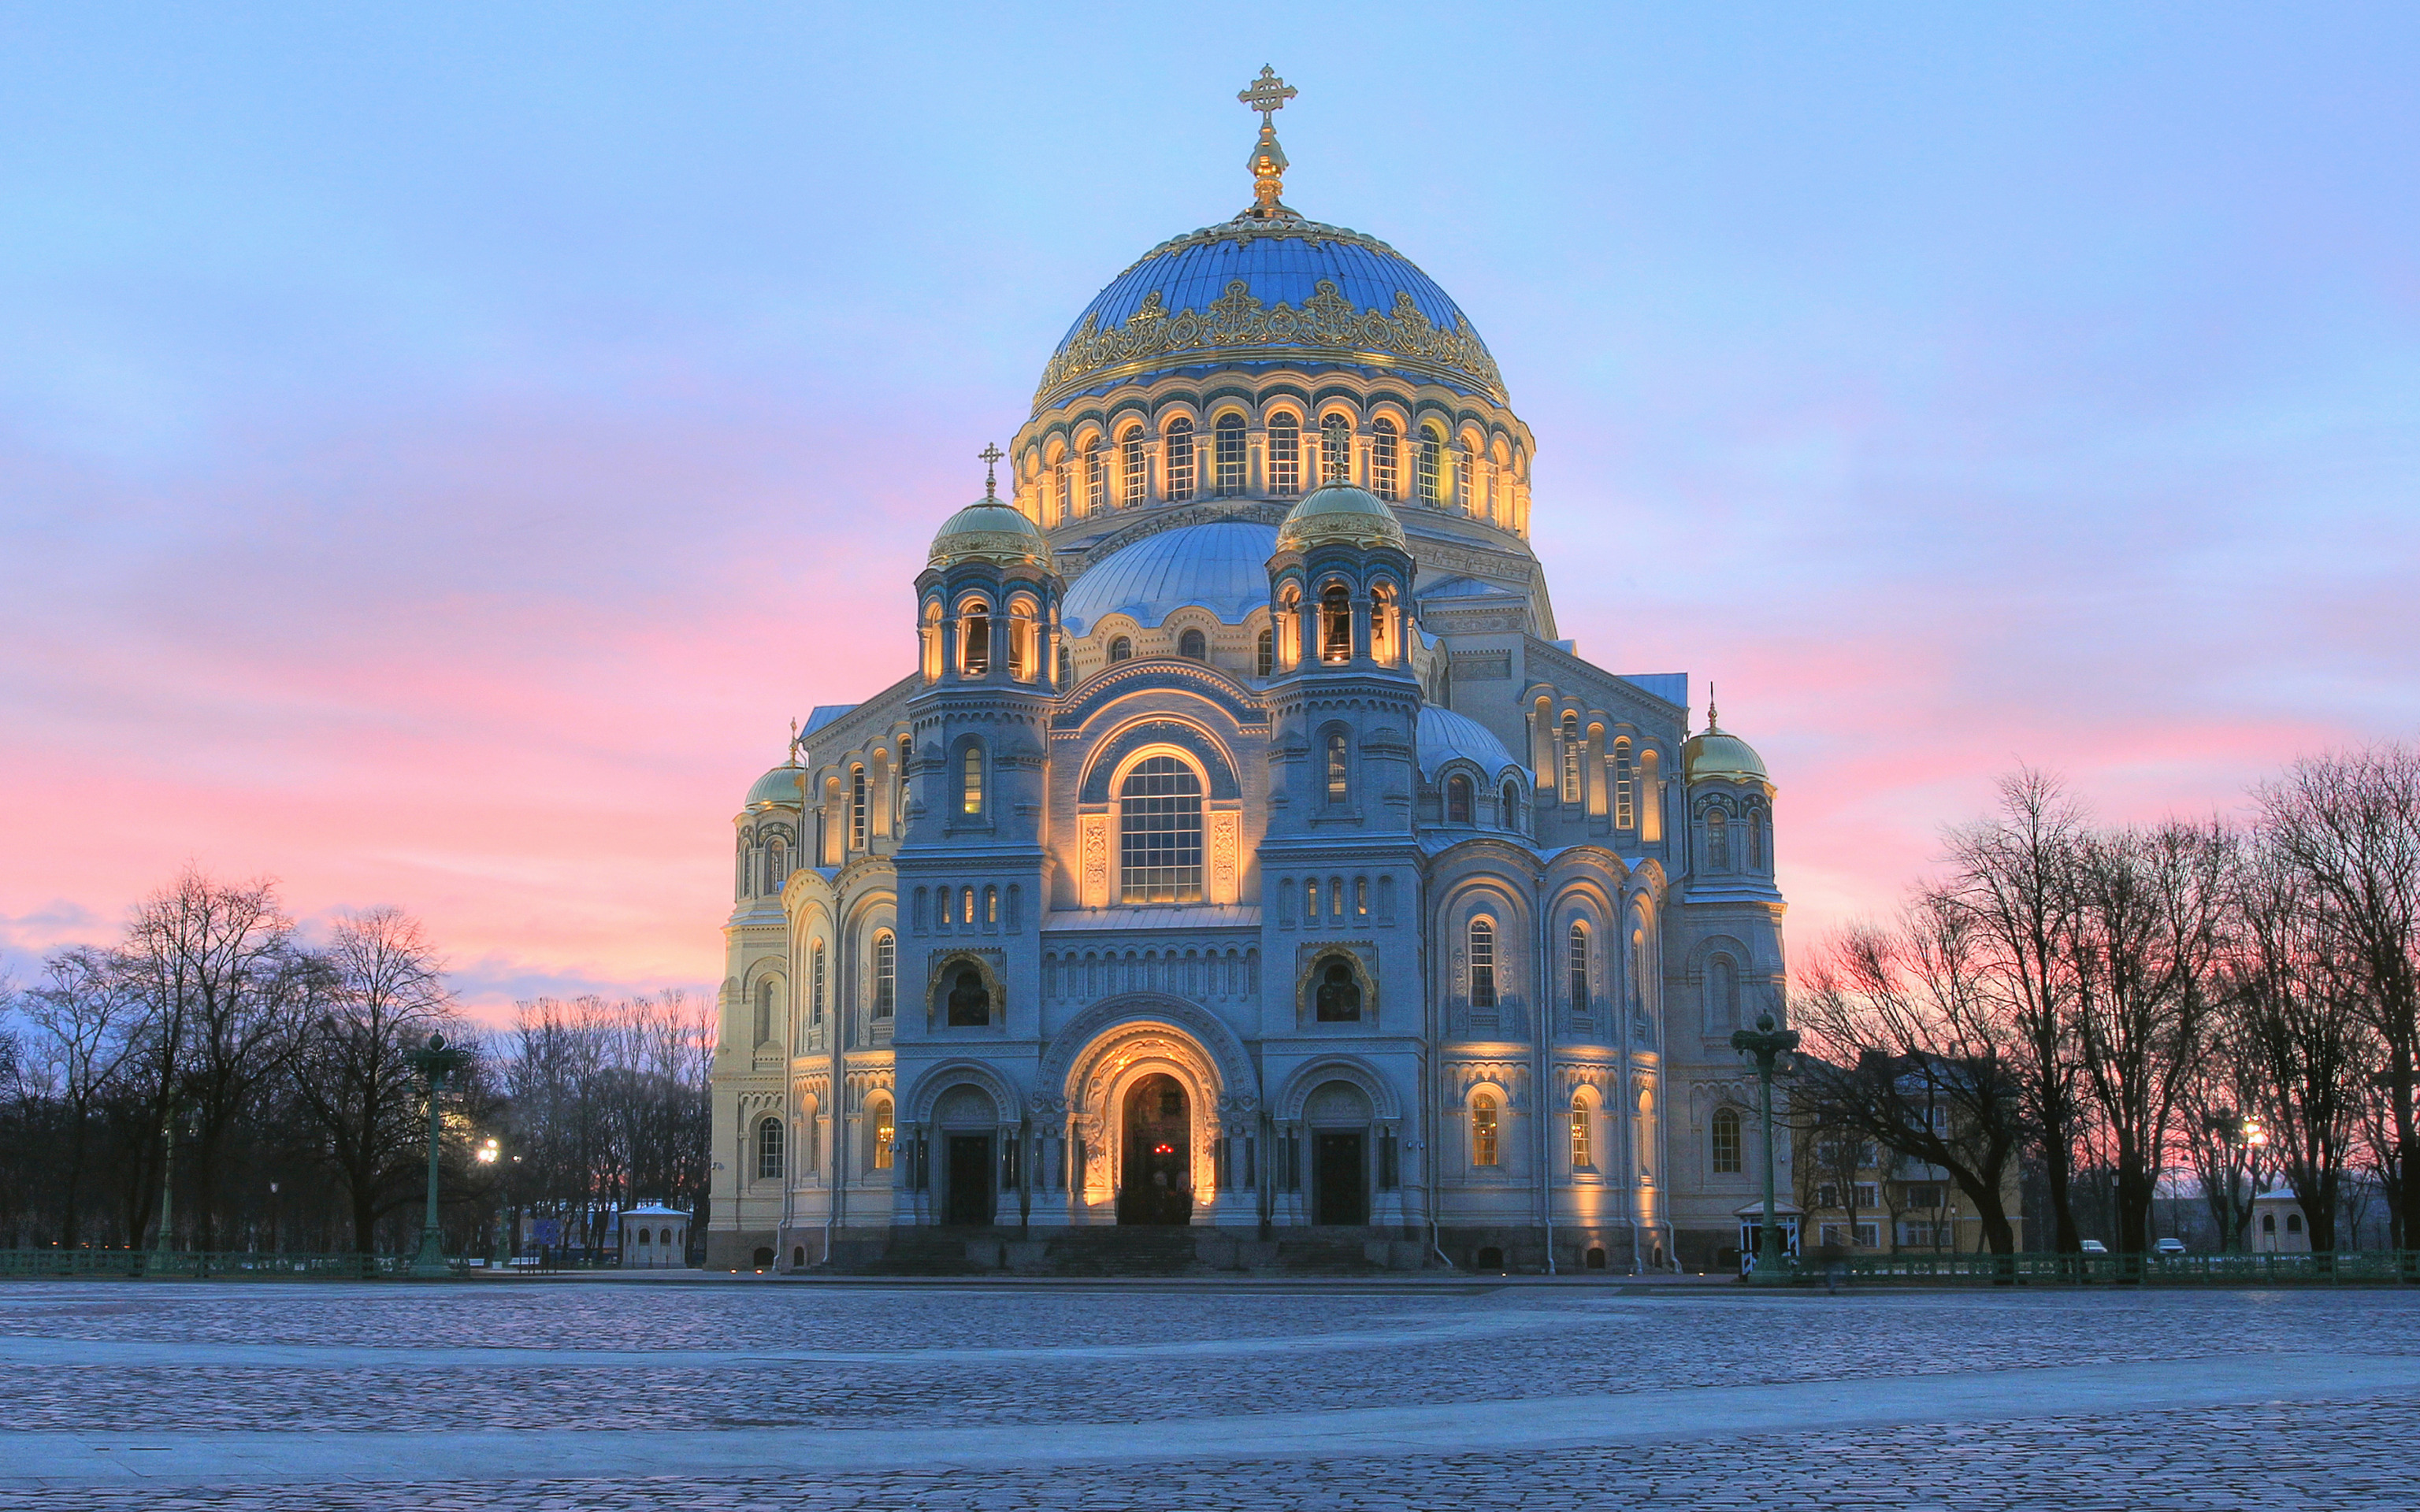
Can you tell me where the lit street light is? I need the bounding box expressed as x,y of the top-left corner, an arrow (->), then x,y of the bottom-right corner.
1731,1011 -> 1802,1285
405,1032 -> 472,1279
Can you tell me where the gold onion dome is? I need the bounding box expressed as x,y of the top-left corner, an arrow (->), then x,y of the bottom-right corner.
1275,480 -> 1409,554
745,761 -> 809,808
929,498 -> 1047,569
1682,693 -> 1768,782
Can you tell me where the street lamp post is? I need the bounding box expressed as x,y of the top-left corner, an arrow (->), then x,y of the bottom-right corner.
150,1099 -> 181,1266
1731,1011 -> 1801,1284
477,1138 -> 508,1269
406,1032 -> 472,1279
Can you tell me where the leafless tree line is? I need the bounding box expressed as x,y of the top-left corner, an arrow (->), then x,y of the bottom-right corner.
1795,745 -> 2420,1255
0,866 -> 711,1255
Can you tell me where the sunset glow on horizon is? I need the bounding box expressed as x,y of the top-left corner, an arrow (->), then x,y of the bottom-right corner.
5,6 -> 2415,1022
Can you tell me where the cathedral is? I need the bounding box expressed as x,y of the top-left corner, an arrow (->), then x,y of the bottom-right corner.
705,73 -> 1786,1274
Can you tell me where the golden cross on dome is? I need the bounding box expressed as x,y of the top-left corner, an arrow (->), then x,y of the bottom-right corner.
1238,65 -> 1296,124
788,717 -> 803,765
978,441 -> 1004,497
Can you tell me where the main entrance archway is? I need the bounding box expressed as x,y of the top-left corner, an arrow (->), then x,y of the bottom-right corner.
1118,1073 -> 1192,1225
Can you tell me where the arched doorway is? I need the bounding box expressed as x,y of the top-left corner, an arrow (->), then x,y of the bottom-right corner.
1118,1073 -> 1192,1225
1305,1080 -> 1371,1225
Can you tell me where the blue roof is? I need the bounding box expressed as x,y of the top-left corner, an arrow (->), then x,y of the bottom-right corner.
1063,233 -> 1472,349
1418,704 -> 1524,780
1060,521 -> 1280,635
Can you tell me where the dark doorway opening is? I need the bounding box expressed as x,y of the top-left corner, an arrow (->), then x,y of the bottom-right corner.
945,1135 -> 994,1225
1119,1073 -> 1193,1225
751,1246 -> 774,1269
1475,1245 -> 1505,1270
1312,1131 -> 1367,1225
1586,1246 -> 1607,1269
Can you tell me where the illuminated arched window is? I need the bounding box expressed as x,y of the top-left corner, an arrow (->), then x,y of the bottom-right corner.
1119,754 -> 1203,903
1712,1107 -> 1743,1174
810,943 -> 826,1025
871,931 -> 895,1019
1612,738 -> 1635,830
960,886 -> 976,925
1472,1094 -> 1499,1166
1256,628 -> 1274,677
870,1097 -> 895,1170
1178,628 -> 1207,662
1120,425 -> 1146,506
1560,711 -> 1582,803
850,767 -> 868,851
1501,780 -> 1522,833
1214,415 -> 1246,495
1164,417 -> 1195,501
1446,775 -> 1472,825
1568,921 -> 1590,1013
1054,459 -> 1072,523
1416,424 -> 1444,506
1057,643 -> 1073,687
1084,444 -> 1105,515
1268,413 -> 1301,496
961,743 -> 983,816
1468,919 -> 1498,1009
1320,413 -> 1350,484
1108,636 -> 1133,663
1371,418 -> 1400,500
1370,585 -> 1394,664
961,603 -> 990,676
1320,584 -> 1352,664
1570,1098 -> 1593,1167
766,837 -> 786,891
1325,732 -> 1349,805
756,1116 -> 784,1179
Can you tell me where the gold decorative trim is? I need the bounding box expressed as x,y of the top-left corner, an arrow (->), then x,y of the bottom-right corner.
1036,278 -> 1506,410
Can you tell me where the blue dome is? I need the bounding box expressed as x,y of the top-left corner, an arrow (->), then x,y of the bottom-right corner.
1417,705 -> 1524,781
1060,521 -> 1279,636
1034,222 -> 1504,409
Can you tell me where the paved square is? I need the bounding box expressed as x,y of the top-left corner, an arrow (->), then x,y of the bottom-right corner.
3,1277 -> 2416,1509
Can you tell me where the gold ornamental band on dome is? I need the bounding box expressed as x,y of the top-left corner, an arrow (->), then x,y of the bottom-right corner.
1033,276 -> 1509,411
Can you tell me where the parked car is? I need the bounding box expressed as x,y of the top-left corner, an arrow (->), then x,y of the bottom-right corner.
2154,1238 -> 2188,1255
2079,1239 -> 2109,1254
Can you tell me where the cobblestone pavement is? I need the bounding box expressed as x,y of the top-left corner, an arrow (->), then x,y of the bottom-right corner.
4,1280 -> 2416,1509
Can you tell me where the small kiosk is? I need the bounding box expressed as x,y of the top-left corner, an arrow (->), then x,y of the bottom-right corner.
1733,1200 -> 1802,1275
618,1203 -> 692,1269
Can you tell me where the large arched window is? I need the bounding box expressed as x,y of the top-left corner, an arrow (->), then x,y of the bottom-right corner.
1560,711 -> 1582,803
1119,754 -> 1203,903
1314,957 -> 1361,1021
1568,921 -> 1590,1013
1320,584 -> 1352,664
1468,918 -> 1498,1009
1711,1106 -> 1743,1174
1178,628 -> 1207,662
1707,810 -> 1731,871
850,767 -> 868,851
1707,954 -> 1739,1032
1416,423 -> 1445,506
1119,425 -> 1146,507
961,743 -> 984,816
1320,413 -> 1350,484
1256,628 -> 1275,677
1612,738 -> 1635,830
945,965 -> 991,1026
1214,415 -> 1247,495
1325,732 -> 1349,806
1446,775 -> 1472,825
871,931 -> 896,1019
756,1116 -> 784,1179
1371,417 -> 1400,500
1472,1094 -> 1500,1166
1108,636 -> 1133,663
1165,417 -> 1195,500
1268,413 -> 1301,495
1570,1098 -> 1593,1168
960,603 -> 989,676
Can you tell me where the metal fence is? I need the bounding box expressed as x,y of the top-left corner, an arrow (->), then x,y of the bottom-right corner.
0,1249 -> 415,1280
1796,1249 -> 2420,1287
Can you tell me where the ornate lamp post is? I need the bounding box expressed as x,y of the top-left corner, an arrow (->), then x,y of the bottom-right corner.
476,1138 -> 507,1268
406,1032 -> 472,1278
1731,1011 -> 1801,1284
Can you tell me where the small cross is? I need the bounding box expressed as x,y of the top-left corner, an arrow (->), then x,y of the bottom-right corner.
978,441 -> 1004,497
1238,65 -> 1296,125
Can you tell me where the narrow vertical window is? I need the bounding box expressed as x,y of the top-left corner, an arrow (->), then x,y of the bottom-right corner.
1707,810 -> 1731,870
1330,876 -> 1344,918
1748,808 -> 1765,870
1571,1101 -> 1592,1167
1371,418 -> 1400,500
1325,732 -> 1349,805
984,885 -> 998,925
872,1100 -> 895,1170
963,606 -> 990,676
1708,954 -> 1739,1031
1268,413 -> 1300,496
1085,445 -> 1104,515
755,979 -> 774,1044
756,1117 -> 784,1179
1568,921 -> 1590,1013
1057,643 -> 1074,687
1712,1107 -> 1743,1174
811,943 -> 826,1024
1613,738 -> 1635,830
1321,585 -> 1352,664
960,886 -> 975,925
1560,711 -> 1581,803
1006,611 -> 1030,680
1120,426 -> 1146,506
1305,878 -> 1319,923
1354,876 -> 1369,917
1469,919 -> 1498,1009
962,744 -> 983,815
1320,413 -> 1350,484
1501,780 -> 1523,834
872,931 -> 896,1018
1214,415 -> 1246,496
1055,460 -> 1072,522
1472,1095 -> 1499,1166
1446,776 -> 1472,824
1178,628 -> 1207,662
766,839 -> 786,890
1370,586 -> 1393,664
1165,417 -> 1195,501
850,768 -> 868,851
1416,424 -> 1444,506
1108,636 -> 1133,663
1256,628 -> 1274,677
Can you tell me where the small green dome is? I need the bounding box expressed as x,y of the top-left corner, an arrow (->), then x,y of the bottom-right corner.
1274,481 -> 1408,554
744,763 -> 810,807
1683,728 -> 1768,783
930,498 -> 1047,569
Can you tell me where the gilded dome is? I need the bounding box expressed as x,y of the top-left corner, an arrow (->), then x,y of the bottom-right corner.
929,498 -> 1047,569
1275,481 -> 1409,554
744,762 -> 810,807
1683,726 -> 1768,783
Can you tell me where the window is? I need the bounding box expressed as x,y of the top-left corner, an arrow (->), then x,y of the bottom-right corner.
811,943 -> 826,1024
1214,415 -> 1246,495
1370,586 -> 1393,664
1568,921 -> 1590,1013
1057,644 -> 1074,687
2262,1213 -> 2276,1234
1256,628 -> 1275,677
1320,584 -> 1352,664
1371,418 -> 1399,500
766,839 -> 786,891
755,979 -> 775,1045
1560,711 -> 1581,803
961,744 -> 983,816
1354,876 -> 1369,917
1085,445 -> 1104,515
1821,1221 -> 1880,1249
1304,877 -> 1319,922
1748,808 -> 1765,870
1612,739 -> 1635,830
984,885 -> 997,925
1268,413 -> 1301,495
960,886 -> 976,926
1007,610 -> 1030,680
1178,628 -> 1207,662
1119,754 -> 1204,903
962,606 -> 990,676
1055,459 -> 1072,523
1707,954 -> 1739,1032
1446,775 -> 1472,824
1165,417 -> 1195,500
1711,1107 -> 1743,1174
756,1116 -> 784,1179
1853,1182 -> 1880,1209
937,886 -> 953,926
1707,810 -> 1731,870
1325,732 -> 1349,805
1314,958 -> 1361,1021
1329,875 -> 1345,918
1468,919 -> 1498,1009
1120,427 -> 1146,506
1472,1095 -> 1499,1166
1902,1183 -> 1945,1210
1899,1221 -> 1945,1247
1320,413 -> 1350,484
945,965 -> 990,1026
2286,1212 -> 2303,1235
871,931 -> 895,1018
1570,1101 -> 1592,1167
1416,424 -> 1444,506
871,1099 -> 895,1170
850,768 -> 868,851
1108,636 -> 1133,662
1502,780 -> 1523,833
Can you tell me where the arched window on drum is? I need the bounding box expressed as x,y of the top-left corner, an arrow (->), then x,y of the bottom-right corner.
1164,417 -> 1196,501
1371,418 -> 1400,500
1119,755 -> 1203,904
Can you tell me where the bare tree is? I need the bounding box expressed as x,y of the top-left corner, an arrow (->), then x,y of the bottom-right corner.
2258,744 -> 2420,1247
17,948 -> 146,1247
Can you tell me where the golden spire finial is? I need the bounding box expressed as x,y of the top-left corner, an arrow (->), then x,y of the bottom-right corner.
787,717 -> 803,765
1706,684 -> 1720,733
978,441 -> 1004,500
1237,65 -> 1297,217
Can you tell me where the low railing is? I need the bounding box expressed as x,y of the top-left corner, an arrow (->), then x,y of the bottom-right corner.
0,1249 -> 412,1280
1791,1249 -> 2420,1286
